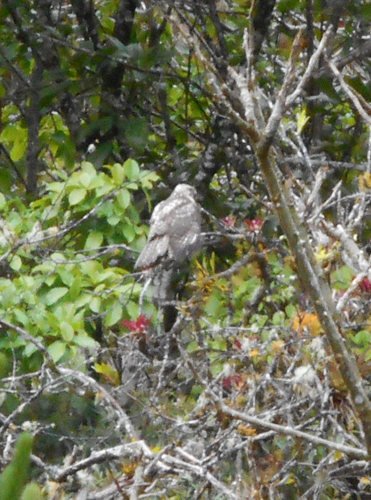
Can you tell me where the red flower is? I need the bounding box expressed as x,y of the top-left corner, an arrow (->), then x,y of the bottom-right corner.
222,374 -> 244,391
233,338 -> 242,350
245,218 -> 264,232
359,277 -> 371,293
222,216 -> 236,227
122,315 -> 151,334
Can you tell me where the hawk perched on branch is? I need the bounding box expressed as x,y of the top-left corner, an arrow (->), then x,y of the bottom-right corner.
135,184 -> 202,271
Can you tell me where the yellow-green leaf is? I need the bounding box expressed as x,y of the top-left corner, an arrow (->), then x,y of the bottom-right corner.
116,188 -> 130,209
123,159 -> 140,181
68,188 -> 87,206
89,297 -> 101,313
94,362 -> 120,386
85,231 -> 103,250
112,163 -> 125,184
21,482 -> 43,500
105,303 -> 123,327
45,287 -> 69,305
48,341 -> 66,362
60,321 -> 74,341
296,108 -> 310,133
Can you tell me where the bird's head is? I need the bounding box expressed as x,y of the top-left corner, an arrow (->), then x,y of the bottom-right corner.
172,184 -> 197,199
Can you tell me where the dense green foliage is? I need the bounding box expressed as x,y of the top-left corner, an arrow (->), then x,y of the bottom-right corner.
0,433 -> 34,500
2,0 -> 371,499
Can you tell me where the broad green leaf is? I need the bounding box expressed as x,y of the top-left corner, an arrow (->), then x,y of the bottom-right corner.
60,321 -> 74,342
9,255 -> 22,271
105,303 -> 123,327
48,341 -> 67,362
140,170 -> 159,189
80,260 -> 102,279
107,215 -> 120,226
116,188 -> 131,210
1,282 -> 19,307
0,432 -> 33,500
24,342 -> 38,358
285,304 -> 297,319
49,252 -> 67,263
68,188 -> 87,206
204,291 -> 222,317
95,181 -> 114,197
126,301 -> 139,318
58,268 -> 75,287
272,311 -> 285,325
123,159 -> 140,181
85,231 -> 104,250
45,287 -> 69,305
73,335 -> 98,348
79,171 -> 92,188
13,308 -> 29,326
112,163 -> 125,184
81,161 -> 97,177
353,330 -> 371,346
10,137 -> 27,161
21,483 -> 43,500
0,193 -> 6,209
53,303 -> 76,322
74,293 -> 93,309
122,223 -> 135,242
89,297 -> 101,313
47,182 -> 64,193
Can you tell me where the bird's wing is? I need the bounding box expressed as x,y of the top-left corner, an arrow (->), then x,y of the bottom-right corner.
134,234 -> 170,270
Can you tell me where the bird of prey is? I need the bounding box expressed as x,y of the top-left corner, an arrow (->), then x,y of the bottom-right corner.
135,184 -> 202,271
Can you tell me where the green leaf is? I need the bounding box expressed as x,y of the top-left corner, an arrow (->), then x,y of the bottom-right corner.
107,214 -> 120,226
139,170 -> 159,189
47,182 -> 64,193
205,291 -> 222,317
79,171 -> 92,188
9,255 -> 22,271
81,161 -> 97,177
21,483 -> 43,500
296,108 -> 310,134
112,163 -> 125,184
123,159 -> 140,181
84,231 -> 104,250
60,321 -> 74,342
285,304 -> 297,319
0,433 -> 33,500
68,188 -> 87,206
58,268 -> 75,287
353,330 -> 371,346
116,188 -> 131,209
126,301 -> 139,319
105,303 -> 123,327
0,193 -> 6,209
45,287 -> 69,305
94,362 -> 120,385
73,335 -> 98,348
272,311 -> 285,325
122,223 -> 135,242
10,137 -> 27,162
89,297 -> 101,313
80,260 -> 102,280
49,252 -> 67,263
13,308 -> 29,326
48,341 -> 67,362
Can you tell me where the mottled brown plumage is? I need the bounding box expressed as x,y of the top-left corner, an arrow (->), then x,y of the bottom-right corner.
135,184 -> 201,270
